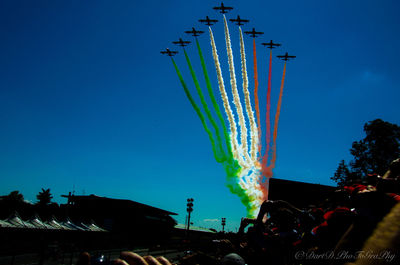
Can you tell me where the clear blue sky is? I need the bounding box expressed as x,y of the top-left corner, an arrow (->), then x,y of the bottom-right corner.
1,0 -> 399,231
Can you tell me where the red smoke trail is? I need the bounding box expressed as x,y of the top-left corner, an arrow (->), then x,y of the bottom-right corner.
253,39 -> 262,158
261,62 -> 286,200
269,62 -> 286,170
262,50 -> 273,174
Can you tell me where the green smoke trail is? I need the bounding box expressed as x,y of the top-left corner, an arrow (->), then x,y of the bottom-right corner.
223,162 -> 254,217
171,58 -> 221,162
172,57 -> 250,214
183,49 -> 226,163
195,38 -> 234,161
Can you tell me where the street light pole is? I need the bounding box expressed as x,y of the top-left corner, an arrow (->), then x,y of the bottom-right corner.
186,198 -> 194,233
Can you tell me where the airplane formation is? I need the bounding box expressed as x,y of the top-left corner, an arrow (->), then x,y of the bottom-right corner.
161,2 -> 296,62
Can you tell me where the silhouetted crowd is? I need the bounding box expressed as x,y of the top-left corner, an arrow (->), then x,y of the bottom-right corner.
178,158 -> 400,265
79,158 -> 400,265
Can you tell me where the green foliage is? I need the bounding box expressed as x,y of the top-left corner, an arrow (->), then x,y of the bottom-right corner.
332,119 -> 400,186
36,188 -> 53,206
3,190 -> 24,202
331,160 -> 350,187
0,191 -> 28,218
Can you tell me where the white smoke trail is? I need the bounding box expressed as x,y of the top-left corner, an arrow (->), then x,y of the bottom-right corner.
238,166 -> 264,216
223,15 -> 251,165
209,27 -> 245,167
209,19 -> 265,217
223,17 -> 264,215
239,27 -> 259,163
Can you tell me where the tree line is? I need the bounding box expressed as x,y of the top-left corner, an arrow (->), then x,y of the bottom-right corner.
331,119 -> 400,186
0,188 -> 57,219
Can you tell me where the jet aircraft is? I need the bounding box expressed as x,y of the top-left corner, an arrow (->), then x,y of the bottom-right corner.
199,16 -> 218,26
160,48 -> 178,57
277,52 -> 296,61
172,38 -> 191,47
244,28 -> 264,38
261,40 -> 281,49
213,2 -> 233,14
229,15 -> 249,26
185,27 -> 204,37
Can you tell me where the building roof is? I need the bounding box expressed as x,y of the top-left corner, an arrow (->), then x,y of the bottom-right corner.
0,212 -> 108,232
174,224 -> 216,233
61,194 -> 178,216
269,178 -> 336,208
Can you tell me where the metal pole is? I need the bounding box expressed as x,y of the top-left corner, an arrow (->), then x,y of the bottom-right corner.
186,198 -> 194,237
187,211 -> 192,232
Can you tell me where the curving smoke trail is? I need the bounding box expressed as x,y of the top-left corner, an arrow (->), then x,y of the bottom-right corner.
195,38 -> 233,159
209,27 -> 245,167
183,49 -> 226,163
239,27 -> 259,163
262,50 -> 273,175
265,62 -> 286,176
171,58 -> 221,162
168,16 -> 291,217
209,26 -> 261,216
223,15 -> 251,164
223,23 -> 264,215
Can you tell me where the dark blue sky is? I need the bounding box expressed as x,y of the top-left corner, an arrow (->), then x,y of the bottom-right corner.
1,0 -> 399,231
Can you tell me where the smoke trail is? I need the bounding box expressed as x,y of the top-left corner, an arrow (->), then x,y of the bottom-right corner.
250,39 -> 268,202
223,15 -> 251,164
262,50 -> 273,171
253,39 -> 262,159
223,162 -> 256,216
209,27 -> 257,216
269,62 -> 286,170
237,29 -> 265,215
171,57 -> 221,162
195,38 -> 233,160
183,49 -> 226,162
239,28 -> 259,163
209,27 -> 245,166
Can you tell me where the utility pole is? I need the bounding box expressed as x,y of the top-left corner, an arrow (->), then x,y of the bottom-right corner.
221,217 -> 226,233
186,198 -> 194,233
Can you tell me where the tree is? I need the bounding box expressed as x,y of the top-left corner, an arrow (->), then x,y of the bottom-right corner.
332,119 -> 400,186
0,191 -> 28,218
331,160 -> 350,187
36,188 -> 53,206
3,190 -> 24,202
351,119 -> 400,176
